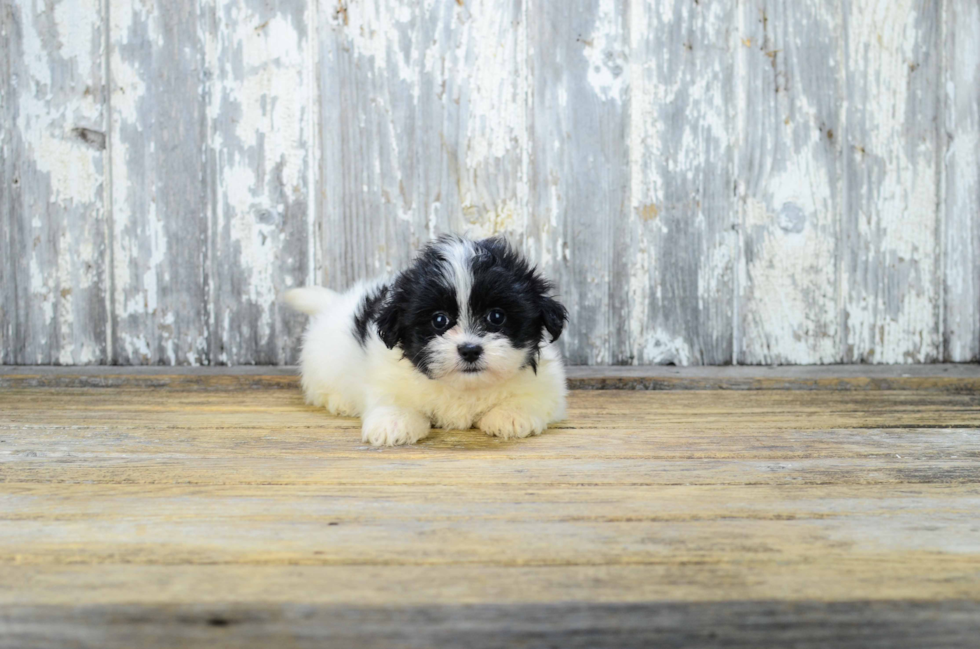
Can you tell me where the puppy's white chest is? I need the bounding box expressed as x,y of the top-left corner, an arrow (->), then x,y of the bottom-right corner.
416,383 -> 509,431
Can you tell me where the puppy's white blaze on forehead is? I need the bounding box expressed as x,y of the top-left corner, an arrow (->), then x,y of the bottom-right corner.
435,237 -> 477,329
445,325 -> 480,346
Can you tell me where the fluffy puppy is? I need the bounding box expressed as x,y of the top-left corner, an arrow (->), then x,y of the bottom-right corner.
285,235 -> 568,446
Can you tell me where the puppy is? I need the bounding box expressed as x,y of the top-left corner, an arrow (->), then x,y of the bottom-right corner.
285,235 -> 568,446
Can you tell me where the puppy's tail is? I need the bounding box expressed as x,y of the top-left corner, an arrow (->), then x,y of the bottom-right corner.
284,286 -> 339,315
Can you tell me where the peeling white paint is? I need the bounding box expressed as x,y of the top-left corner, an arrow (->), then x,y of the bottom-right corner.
638,330 -> 694,366
53,1 -> 97,68
7,0 -> 106,363
626,0 -> 735,365
56,229 -> 74,365
139,198 -> 164,318
17,1 -> 102,205
415,0 -> 528,247
843,0 -> 941,363
455,0 -> 526,170
736,1 -> 841,365
110,0 -> 150,360
29,254 -> 54,332
6,0 -> 978,366
212,6 -> 308,354
626,228 -> 651,364
108,48 -> 147,127
626,0 -> 660,363
119,332 -> 151,362
108,0 -> 210,364
944,0 -> 980,362
742,192 -> 837,364
584,0 -> 627,103
459,198 -> 524,241
340,0 -> 417,92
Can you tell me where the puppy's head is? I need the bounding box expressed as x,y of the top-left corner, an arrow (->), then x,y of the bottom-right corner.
376,235 -> 566,387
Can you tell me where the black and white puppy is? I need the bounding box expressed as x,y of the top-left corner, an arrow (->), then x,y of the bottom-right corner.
285,235 -> 568,446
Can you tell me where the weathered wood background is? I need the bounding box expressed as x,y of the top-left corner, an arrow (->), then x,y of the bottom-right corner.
1,0 -> 978,366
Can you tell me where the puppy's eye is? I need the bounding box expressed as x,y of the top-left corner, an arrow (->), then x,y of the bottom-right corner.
486,308 -> 506,327
431,312 -> 451,331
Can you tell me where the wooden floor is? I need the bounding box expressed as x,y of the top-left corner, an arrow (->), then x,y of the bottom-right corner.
1,366 -> 979,648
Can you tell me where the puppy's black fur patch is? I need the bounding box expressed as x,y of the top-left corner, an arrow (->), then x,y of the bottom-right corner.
352,285 -> 388,347
376,235 -> 567,377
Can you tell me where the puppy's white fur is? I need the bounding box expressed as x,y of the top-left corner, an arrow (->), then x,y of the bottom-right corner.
286,250 -> 567,447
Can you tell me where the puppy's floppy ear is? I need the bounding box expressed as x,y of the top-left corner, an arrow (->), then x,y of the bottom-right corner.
540,296 -> 568,343
375,292 -> 403,350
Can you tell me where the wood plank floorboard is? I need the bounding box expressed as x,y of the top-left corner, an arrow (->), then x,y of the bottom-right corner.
1,367 -> 978,647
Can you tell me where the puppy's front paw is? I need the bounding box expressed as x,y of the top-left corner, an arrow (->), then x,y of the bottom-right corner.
362,408 -> 430,447
325,394 -> 358,417
477,407 -> 545,440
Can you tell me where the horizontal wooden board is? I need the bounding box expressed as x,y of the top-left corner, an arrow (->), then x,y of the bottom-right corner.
2,386 -> 979,428
3,600 -> 980,649
2,378 -> 979,645
3,560 -> 979,607
2,483 -> 979,566
3,364 -> 980,391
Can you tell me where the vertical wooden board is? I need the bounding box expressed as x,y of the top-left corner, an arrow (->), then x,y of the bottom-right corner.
527,0 -> 629,365
944,0 -> 980,362
109,0 -> 209,364
318,0 -> 424,290
628,0 -> 735,366
416,0 -> 527,241
0,0 -> 107,364
735,0 -> 841,365
206,0 -> 311,365
841,0 -> 943,363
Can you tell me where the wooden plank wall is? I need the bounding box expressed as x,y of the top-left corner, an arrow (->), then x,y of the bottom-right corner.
1,0 -> 978,366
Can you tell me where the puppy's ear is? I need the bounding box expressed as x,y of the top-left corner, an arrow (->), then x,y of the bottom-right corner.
540,296 -> 568,343
375,296 -> 402,350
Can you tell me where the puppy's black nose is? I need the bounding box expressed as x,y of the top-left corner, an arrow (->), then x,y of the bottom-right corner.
457,343 -> 483,363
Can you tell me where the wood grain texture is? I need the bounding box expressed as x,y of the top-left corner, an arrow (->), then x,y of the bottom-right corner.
3,563 -> 980,608
109,0 -> 209,364
3,0 -> 980,367
736,0 -> 841,364
3,600 -> 980,649
1,378 -> 979,646
318,0 -> 529,285
629,0 -> 735,365
318,0 -> 425,289
0,0 -> 108,364
417,0 -> 528,240
841,0 -> 943,364
206,0 -> 312,365
944,0 -> 980,362
527,0 -> 630,365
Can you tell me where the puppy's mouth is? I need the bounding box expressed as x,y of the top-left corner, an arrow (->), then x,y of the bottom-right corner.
461,365 -> 485,374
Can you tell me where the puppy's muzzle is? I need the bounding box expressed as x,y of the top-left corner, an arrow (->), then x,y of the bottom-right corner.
457,343 -> 483,363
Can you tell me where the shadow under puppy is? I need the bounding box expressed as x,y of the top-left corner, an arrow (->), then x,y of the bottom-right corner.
285,235 -> 568,446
